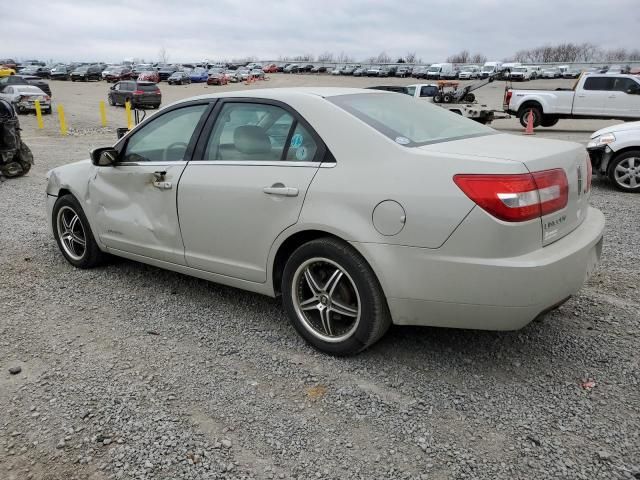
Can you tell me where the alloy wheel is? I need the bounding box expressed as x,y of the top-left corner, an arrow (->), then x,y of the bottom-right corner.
292,257 -> 361,343
56,206 -> 86,261
614,157 -> 640,189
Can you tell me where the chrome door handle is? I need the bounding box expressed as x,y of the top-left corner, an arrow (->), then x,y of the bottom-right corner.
153,181 -> 172,189
263,186 -> 299,197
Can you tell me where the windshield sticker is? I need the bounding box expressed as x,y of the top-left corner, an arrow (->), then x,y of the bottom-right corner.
291,133 -> 304,148
295,146 -> 308,161
395,136 -> 410,145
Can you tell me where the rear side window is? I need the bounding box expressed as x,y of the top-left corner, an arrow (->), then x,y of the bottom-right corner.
612,77 -> 639,92
583,77 -> 614,91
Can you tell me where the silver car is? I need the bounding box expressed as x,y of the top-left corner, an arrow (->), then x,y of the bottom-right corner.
46,88 -> 604,355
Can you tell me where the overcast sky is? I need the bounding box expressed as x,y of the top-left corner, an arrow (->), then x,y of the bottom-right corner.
4,0 -> 639,63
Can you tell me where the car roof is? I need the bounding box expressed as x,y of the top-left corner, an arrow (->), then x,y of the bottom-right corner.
188,87 -> 385,101
163,87 -> 387,110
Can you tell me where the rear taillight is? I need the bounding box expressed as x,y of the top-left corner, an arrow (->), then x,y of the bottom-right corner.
133,90 -> 144,95
453,169 -> 568,222
503,90 -> 512,107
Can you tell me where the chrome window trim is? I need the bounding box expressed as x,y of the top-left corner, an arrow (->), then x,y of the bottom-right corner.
186,160 -> 324,168
116,161 -> 188,167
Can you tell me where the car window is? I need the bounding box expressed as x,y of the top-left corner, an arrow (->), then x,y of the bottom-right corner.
583,77 -> 615,91
613,77 -> 638,92
123,104 -> 208,163
284,123 -> 318,162
204,103 -> 298,161
420,86 -> 436,97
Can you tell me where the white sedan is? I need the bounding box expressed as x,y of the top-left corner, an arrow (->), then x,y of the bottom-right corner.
588,121 -> 640,192
46,88 -> 605,355
0,84 -> 51,114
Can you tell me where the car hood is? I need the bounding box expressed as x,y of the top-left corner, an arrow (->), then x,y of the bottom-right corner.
590,121 -> 640,138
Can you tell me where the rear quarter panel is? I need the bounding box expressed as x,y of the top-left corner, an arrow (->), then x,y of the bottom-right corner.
510,90 -> 575,114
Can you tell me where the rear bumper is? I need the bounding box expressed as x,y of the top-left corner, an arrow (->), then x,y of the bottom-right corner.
354,206 -> 605,330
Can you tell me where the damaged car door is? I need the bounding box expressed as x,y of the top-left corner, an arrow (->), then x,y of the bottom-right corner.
88,102 -> 210,264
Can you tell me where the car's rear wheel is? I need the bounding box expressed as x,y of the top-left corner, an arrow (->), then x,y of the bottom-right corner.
281,238 -> 391,356
53,195 -> 105,268
608,150 -> 640,192
108,94 -> 115,106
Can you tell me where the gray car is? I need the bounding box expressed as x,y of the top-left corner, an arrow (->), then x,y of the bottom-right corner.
46,88 -> 604,355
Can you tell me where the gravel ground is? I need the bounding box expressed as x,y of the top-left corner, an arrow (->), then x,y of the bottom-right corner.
1,75 -> 639,480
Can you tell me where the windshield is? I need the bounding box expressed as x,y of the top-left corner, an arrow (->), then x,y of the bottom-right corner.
405,86 -> 416,96
427,66 -> 440,72
328,93 -> 494,146
481,66 -> 494,72
513,67 -> 527,72
461,67 -> 475,72
75,67 -> 88,72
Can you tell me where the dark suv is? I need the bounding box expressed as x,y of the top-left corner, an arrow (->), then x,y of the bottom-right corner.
71,65 -> 102,82
107,81 -> 161,109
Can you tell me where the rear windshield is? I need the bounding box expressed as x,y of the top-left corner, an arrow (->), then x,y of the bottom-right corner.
137,84 -> 158,91
328,93 -> 494,147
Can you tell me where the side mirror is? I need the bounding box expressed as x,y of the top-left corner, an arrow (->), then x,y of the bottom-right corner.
627,86 -> 639,95
110,85 -> 115,90
90,147 -> 118,166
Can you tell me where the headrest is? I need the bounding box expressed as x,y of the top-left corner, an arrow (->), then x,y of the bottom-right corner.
233,125 -> 271,155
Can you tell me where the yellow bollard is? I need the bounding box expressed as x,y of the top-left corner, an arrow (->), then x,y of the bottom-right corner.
34,100 -> 44,129
125,101 -> 133,130
99,100 -> 107,127
57,104 -> 68,136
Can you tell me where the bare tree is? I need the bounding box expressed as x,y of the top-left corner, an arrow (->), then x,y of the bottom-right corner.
446,50 -> 470,64
317,51 -> 334,62
158,47 -> 169,64
375,51 -> 391,63
405,52 -> 417,64
470,53 -> 487,64
336,52 -> 355,63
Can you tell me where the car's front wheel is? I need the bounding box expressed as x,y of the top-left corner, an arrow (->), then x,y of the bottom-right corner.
53,195 -> 105,268
608,150 -> 640,192
281,238 -> 391,356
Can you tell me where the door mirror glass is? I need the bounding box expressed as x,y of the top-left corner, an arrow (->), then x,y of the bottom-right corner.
90,147 -> 118,166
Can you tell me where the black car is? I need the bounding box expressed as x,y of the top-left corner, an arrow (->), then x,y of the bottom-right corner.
167,71 -> 191,85
71,65 -> 102,81
158,66 -> 178,81
17,65 -> 50,78
108,81 -> 161,109
0,75 -> 52,97
310,66 -> 327,73
50,65 -> 71,81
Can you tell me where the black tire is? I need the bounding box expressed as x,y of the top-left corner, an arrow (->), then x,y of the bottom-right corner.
443,94 -> 453,103
44,107 -> 52,115
607,150 -> 640,193
433,94 -> 442,103
541,116 -> 559,127
281,238 -> 391,356
463,93 -> 475,103
518,106 -> 542,128
108,94 -> 115,106
124,97 -> 132,107
52,194 -> 105,268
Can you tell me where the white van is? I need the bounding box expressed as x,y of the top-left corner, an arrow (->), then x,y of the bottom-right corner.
426,63 -> 455,79
481,61 -> 502,78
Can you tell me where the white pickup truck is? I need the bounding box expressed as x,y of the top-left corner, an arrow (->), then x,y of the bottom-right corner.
504,74 -> 640,127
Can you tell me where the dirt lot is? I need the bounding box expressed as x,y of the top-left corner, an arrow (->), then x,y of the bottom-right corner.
1,74 -> 639,480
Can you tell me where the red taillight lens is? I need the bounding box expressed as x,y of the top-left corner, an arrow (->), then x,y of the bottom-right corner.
504,90 -> 512,107
453,169 -> 568,222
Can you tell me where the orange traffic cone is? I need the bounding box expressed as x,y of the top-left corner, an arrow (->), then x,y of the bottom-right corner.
523,110 -> 535,135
